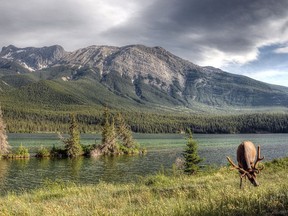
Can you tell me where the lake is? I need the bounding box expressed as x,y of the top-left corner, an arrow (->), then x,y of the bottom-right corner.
0,133 -> 287,194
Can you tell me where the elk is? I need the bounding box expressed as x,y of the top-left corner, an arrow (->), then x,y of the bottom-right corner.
226,141 -> 264,188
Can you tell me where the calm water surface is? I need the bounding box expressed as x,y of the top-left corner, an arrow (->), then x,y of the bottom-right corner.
0,133 -> 287,194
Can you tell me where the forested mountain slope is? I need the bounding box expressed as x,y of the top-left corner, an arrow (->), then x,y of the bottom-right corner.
0,44 -> 288,133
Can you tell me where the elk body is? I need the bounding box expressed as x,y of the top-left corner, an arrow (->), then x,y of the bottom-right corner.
227,141 -> 264,188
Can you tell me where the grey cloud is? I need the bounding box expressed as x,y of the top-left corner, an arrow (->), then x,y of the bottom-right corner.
1,0 -> 288,67
0,0 -> 91,48
103,0 -> 288,63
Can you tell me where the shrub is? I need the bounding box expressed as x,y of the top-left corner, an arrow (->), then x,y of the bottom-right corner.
15,144 -> 30,158
35,146 -> 50,158
81,144 -> 96,156
50,145 -> 66,158
3,144 -> 31,159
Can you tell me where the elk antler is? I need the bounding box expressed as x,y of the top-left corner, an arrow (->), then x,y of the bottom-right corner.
253,146 -> 264,171
226,156 -> 252,178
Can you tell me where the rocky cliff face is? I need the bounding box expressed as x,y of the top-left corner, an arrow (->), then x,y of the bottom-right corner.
1,44 -> 288,108
60,45 -> 201,89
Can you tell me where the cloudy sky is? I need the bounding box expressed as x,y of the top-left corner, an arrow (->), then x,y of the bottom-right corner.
1,0 -> 288,86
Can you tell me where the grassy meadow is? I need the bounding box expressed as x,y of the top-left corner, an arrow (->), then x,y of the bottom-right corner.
0,157 -> 287,216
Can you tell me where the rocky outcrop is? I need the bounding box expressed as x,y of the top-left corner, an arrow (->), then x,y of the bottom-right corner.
0,45 -> 66,71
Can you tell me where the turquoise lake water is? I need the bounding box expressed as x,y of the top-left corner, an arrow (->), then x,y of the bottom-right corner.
0,133 -> 287,194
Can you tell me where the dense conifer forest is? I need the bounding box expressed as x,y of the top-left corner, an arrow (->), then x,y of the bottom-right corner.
3,107 -> 288,134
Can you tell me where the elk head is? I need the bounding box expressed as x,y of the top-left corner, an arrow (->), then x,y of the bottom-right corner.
227,142 -> 264,188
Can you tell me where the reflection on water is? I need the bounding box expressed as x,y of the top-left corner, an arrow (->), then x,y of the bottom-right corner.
69,157 -> 84,177
0,160 -> 9,188
0,133 -> 287,194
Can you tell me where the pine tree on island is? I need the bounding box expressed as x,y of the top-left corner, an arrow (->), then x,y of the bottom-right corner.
91,108 -> 144,156
63,113 -> 83,158
99,108 -> 119,155
115,113 -> 140,154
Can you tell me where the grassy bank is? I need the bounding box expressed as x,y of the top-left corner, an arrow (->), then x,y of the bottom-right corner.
0,158 -> 287,216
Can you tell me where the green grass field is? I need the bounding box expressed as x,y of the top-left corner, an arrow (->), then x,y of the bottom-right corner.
0,158 -> 287,216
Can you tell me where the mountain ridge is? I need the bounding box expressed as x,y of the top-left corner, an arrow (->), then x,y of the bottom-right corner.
0,44 -> 288,113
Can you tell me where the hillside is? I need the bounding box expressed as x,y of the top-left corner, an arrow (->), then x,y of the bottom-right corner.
0,44 -> 288,132
1,44 -> 288,110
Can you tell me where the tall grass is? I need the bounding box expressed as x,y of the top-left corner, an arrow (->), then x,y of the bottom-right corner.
0,158 -> 287,215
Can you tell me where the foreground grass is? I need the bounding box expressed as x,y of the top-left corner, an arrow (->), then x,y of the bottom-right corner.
0,158 -> 287,216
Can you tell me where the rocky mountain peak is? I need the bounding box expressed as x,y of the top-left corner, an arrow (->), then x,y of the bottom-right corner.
60,44 -> 194,89
0,44 -> 288,108
1,45 -> 18,52
0,45 -> 66,71
62,45 -> 119,67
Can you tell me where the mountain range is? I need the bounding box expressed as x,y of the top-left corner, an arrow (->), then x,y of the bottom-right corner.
0,44 -> 288,115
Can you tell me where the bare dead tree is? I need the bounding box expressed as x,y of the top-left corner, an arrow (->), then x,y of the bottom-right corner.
0,107 -> 11,155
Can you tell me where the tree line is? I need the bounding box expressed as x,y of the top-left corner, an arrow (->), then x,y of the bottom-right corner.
2,107 -> 288,134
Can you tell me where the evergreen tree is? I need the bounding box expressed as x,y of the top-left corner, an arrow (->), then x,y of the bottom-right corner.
64,113 -> 83,158
91,109 -> 142,156
0,106 -> 10,155
182,129 -> 202,174
115,113 -> 138,150
100,108 -> 118,154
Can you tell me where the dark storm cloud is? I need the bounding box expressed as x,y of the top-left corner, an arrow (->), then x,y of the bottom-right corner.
0,0 -> 288,67
103,0 -> 288,65
168,0 -> 288,49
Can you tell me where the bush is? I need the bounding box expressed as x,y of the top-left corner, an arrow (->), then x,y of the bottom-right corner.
50,145 -> 67,158
81,144 -> 96,156
265,157 -> 288,169
35,146 -> 50,158
15,144 -> 30,158
3,144 -> 30,159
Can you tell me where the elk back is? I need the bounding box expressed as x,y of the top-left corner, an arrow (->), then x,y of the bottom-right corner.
237,141 -> 257,171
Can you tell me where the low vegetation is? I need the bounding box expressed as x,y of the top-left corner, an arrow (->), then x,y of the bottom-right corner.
0,158 -> 287,215
35,145 -> 51,158
4,144 -> 30,159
